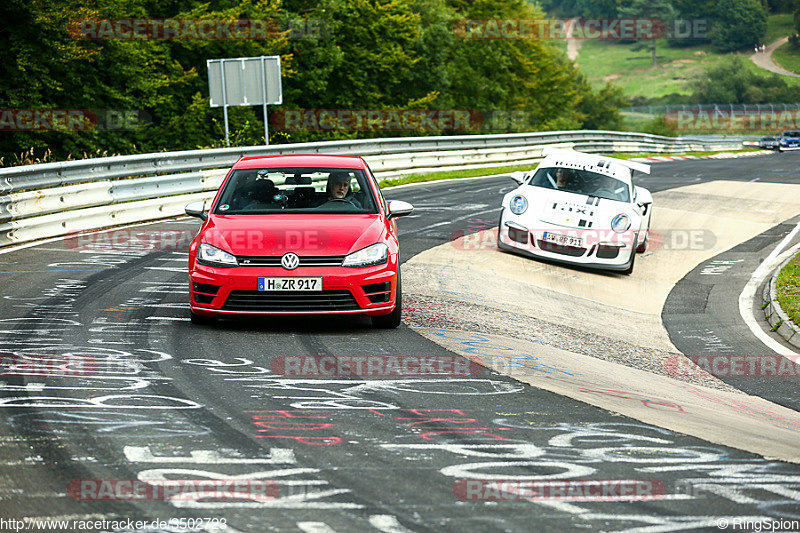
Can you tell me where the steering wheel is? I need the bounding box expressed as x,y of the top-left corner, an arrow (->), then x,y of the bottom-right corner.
594,188 -> 616,198
321,198 -> 358,208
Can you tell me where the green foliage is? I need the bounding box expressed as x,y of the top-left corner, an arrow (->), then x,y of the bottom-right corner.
636,115 -> 680,136
711,0 -> 768,51
791,8 -> 800,47
618,0 -> 677,67
537,0 -> 627,18
689,55 -> 800,102
0,0 -> 627,164
776,252 -> 800,327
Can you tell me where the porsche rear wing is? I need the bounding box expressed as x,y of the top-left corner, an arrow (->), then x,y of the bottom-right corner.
542,148 -> 651,175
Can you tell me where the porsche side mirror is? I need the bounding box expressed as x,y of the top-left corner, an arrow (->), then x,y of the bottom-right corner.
635,187 -> 653,208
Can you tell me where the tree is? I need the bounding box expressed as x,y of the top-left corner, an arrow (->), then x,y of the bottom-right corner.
711,0 -> 767,52
690,56 -> 800,103
617,0 -> 677,68
669,0 -> 715,45
0,0 -> 629,162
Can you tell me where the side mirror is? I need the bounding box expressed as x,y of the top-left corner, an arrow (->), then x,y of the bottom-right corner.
185,201 -> 208,221
635,187 -> 653,208
510,171 -> 526,185
387,200 -> 414,219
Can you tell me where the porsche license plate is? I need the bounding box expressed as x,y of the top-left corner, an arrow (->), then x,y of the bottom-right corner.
258,277 -> 322,291
543,232 -> 582,247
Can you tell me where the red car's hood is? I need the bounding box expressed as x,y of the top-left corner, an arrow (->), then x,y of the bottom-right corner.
201,214 -> 386,256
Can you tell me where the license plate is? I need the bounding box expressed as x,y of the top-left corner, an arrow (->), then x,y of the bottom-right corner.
258,277 -> 322,291
543,232 -> 582,247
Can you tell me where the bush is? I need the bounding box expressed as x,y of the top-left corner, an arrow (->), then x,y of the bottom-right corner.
690,56 -> 800,103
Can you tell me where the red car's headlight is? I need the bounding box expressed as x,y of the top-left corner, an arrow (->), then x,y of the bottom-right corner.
197,243 -> 238,268
342,243 -> 388,268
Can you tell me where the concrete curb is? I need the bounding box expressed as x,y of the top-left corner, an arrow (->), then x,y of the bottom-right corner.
632,150 -> 774,163
763,253 -> 800,349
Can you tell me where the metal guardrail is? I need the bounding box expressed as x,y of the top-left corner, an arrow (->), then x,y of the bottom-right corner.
0,130 -> 742,248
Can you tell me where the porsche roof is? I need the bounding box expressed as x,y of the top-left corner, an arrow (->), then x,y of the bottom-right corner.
536,148 -> 650,184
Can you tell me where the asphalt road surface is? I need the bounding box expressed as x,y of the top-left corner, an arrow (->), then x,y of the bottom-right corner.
0,152 -> 799,532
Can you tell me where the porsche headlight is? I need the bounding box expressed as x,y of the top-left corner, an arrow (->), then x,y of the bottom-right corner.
611,213 -> 631,233
510,195 -> 528,215
342,243 -> 388,267
197,243 -> 238,267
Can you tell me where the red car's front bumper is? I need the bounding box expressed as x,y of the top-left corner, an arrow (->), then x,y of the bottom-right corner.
189,261 -> 397,317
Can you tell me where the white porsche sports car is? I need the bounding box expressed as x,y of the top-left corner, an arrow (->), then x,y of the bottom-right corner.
497,149 -> 653,274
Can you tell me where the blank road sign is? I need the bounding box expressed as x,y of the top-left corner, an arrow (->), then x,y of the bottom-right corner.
208,56 -> 282,107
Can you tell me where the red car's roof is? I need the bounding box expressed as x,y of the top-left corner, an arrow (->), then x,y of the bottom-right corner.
233,154 -> 365,169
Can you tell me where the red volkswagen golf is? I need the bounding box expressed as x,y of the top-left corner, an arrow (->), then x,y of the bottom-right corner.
184,154 -> 413,328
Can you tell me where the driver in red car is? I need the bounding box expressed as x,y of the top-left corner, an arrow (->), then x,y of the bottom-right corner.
325,172 -> 362,207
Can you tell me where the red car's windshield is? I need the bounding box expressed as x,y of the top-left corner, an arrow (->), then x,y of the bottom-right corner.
213,167 -> 379,215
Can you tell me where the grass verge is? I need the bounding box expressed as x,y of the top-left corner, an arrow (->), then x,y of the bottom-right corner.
776,253 -> 800,327
378,148 -> 763,188
772,41 -> 800,75
607,148 -> 761,159
765,14 -> 794,44
378,164 -> 534,188
575,15 -> 800,101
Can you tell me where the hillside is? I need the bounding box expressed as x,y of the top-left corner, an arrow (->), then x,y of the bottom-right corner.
572,15 -> 800,105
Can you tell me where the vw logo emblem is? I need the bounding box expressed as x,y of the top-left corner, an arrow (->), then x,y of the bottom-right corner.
281,253 -> 300,270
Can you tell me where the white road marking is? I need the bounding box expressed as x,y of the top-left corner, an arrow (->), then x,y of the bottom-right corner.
738,220 -> 800,356
146,316 -> 190,321
298,523 -> 337,533
145,267 -> 187,272
368,515 -> 416,533
124,446 -> 296,464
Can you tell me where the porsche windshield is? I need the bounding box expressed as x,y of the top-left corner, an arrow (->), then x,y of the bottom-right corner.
528,166 -> 631,202
213,168 -> 378,214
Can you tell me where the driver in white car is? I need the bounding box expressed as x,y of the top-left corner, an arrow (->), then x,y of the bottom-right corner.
555,168 -> 579,191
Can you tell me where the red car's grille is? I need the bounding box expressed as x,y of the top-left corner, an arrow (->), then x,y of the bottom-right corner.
236,255 -> 345,267
222,290 -> 360,312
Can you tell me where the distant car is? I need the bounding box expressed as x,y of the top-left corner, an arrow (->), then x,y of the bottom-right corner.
778,130 -> 800,151
184,154 -> 413,327
497,149 -> 652,275
759,136 -> 779,150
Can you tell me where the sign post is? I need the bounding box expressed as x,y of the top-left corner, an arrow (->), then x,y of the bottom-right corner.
207,55 -> 282,146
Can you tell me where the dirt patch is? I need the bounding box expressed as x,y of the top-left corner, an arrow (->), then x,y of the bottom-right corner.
403,294 -> 739,393
603,73 -> 622,82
